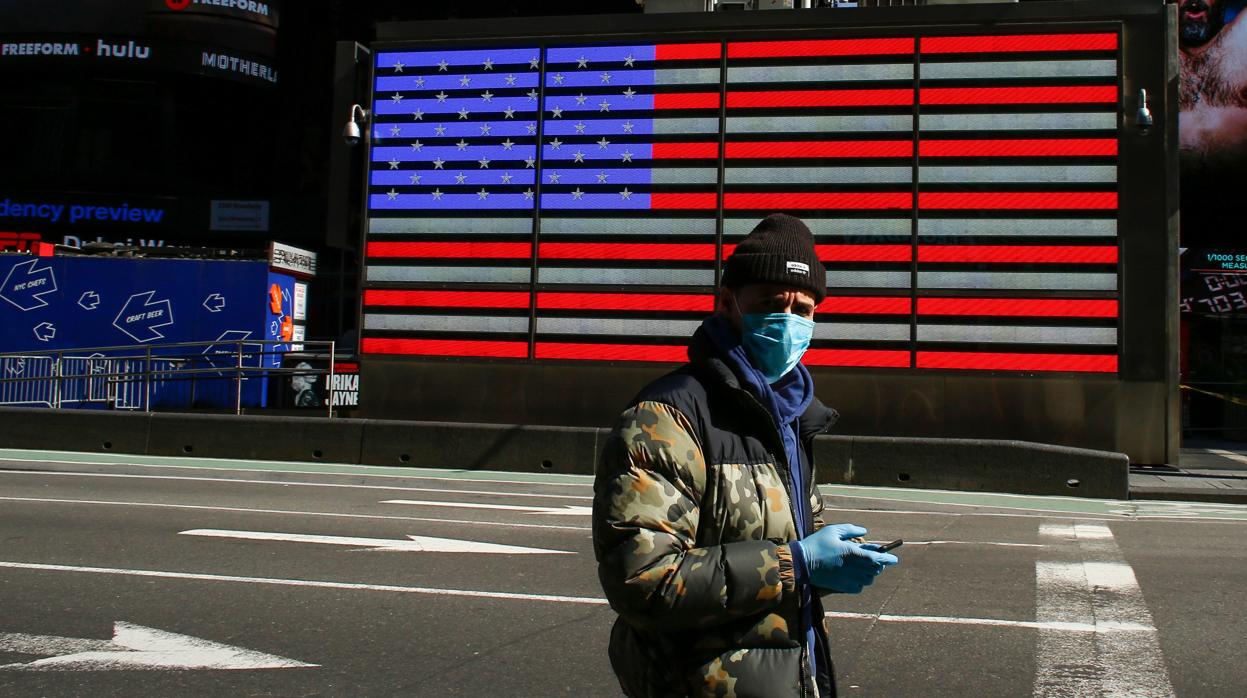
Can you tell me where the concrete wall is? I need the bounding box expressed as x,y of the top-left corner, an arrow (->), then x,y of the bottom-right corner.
0,406 -> 1129,498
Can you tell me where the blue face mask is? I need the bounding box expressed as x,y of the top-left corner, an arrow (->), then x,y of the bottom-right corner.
740,312 -> 815,383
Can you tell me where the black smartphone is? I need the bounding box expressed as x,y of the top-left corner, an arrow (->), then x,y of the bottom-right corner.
877,539 -> 903,553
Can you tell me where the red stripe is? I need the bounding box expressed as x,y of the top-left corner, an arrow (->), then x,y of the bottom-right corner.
920,86 -> 1117,106
917,245 -> 1118,264
366,242 -> 530,259
918,192 -> 1118,210
362,337 -> 528,359
920,33 -> 1118,54
918,298 -> 1119,318
652,142 -> 720,159
540,242 -> 716,261
655,43 -> 722,60
653,92 -> 721,110
726,140 -> 912,159
364,290 -> 531,309
918,139 -> 1117,157
720,244 -> 912,262
804,349 -> 912,368
727,89 -> 913,108
820,297 -> 912,315
728,38 -> 915,59
724,192 -> 912,210
650,193 -> 719,209
537,293 -> 715,312
535,343 -> 686,362
917,351 -> 1118,373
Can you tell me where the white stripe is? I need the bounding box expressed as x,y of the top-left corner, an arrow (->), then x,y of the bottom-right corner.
1035,521 -> 1175,697
650,168 -> 719,185
537,267 -> 715,286
922,59 -> 1116,80
920,112 -> 1117,132
364,314 -> 529,333
727,166 -> 912,185
728,114 -> 912,133
729,63 -> 912,83
920,165 -> 1117,184
368,217 -> 532,235
815,322 -> 910,342
831,271 -> 912,289
179,529 -> 573,555
535,317 -> 700,337
726,217 -> 911,237
918,272 -> 1117,292
918,218 -> 1117,238
652,67 -> 721,85
367,266 -> 530,284
652,117 -> 721,135
917,325 -> 1118,346
541,217 -> 715,235
0,464 -> 594,488
825,611 -> 1150,633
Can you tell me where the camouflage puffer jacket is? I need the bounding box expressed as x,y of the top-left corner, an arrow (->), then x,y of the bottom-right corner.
593,328 -> 838,698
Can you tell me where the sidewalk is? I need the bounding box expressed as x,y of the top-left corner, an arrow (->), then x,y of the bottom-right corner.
1131,438 -> 1247,503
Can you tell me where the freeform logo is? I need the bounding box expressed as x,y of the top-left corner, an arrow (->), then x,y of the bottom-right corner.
169,0 -> 271,16
1,41 -> 80,56
202,51 -> 277,83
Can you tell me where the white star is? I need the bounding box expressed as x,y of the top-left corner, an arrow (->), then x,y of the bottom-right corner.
624,55 -> 635,67
388,159 -> 400,169
548,171 -> 562,183
553,73 -> 565,85
431,188 -> 443,200
597,137 -> 611,149
575,93 -> 587,105
456,139 -> 469,151
459,75 -> 471,87
501,138 -> 515,150
434,125 -> 446,136
455,172 -> 468,184
523,188 -> 535,200
524,157 -> 536,168
415,76 -> 425,87
393,60 -> 405,73
483,58 -> 494,70
549,138 -> 563,150
478,156 -> 491,168
505,74 -> 517,86
571,188 -> 585,200
433,158 -> 446,169
622,121 -> 634,133
574,121 -> 587,133
503,107 -> 516,119
477,188 -> 490,199
480,90 -> 494,102
391,92 -> 403,104
620,188 -> 633,200
597,171 -> 609,183
410,140 -> 423,151
527,89 -> 539,101
598,99 -> 611,112
500,172 -> 514,184
437,59 -> 449,71
529,56 -> 540,69
577,55 -> 588,68
573,150 -> 586,163
525,123 -> 537,134
387,188 -> 399,200
413,109 -> 424,120
458,108 -> 470,119
409,173 -> 422,184
620,151 -> 633,162
551,106 -> 563,118
480,124 -> 492,135
389,125 -> 401,136
435,91 -> 448,103
622,87 -> 636,99
600,72 -> 612,83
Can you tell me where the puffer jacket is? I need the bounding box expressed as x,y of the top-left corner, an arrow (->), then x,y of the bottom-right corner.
593,326 -> 839,698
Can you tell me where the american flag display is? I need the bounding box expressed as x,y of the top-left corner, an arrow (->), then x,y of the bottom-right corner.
361,31 -> 1123,373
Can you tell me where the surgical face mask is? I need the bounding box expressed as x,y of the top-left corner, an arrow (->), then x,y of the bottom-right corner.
739,311 -> 815,383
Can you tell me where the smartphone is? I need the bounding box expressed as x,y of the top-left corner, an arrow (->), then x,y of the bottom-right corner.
877,539 -> 903,553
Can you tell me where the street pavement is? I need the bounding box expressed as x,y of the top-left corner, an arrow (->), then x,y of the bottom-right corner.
2,449 -> 1246,697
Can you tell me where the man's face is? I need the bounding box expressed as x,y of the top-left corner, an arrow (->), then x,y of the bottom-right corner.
1180,0 -> 1225,48
719,283 -> 818,333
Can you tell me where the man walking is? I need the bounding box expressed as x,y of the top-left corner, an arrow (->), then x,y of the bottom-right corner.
593,213 -> 899,698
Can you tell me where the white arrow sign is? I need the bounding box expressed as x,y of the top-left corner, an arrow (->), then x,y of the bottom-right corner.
0,622 -> 316,671
180,529 -> 573,554
380,500 -> 592,516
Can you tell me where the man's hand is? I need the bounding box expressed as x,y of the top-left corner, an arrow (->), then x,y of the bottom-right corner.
792,523 -> 899,594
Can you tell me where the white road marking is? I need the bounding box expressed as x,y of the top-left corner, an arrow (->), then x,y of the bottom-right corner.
179,528 -> 573,555
892,541 -> 1042,548
0,496 -> 591,532
382,499 -> 591,515
1035,521 -> 1174,698
824,611 -> 1150,633
1,621 -> 315,671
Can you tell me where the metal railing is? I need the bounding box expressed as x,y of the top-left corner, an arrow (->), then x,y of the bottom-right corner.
0,340 -> 337,417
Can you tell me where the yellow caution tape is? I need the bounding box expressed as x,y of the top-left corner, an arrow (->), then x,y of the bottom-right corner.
1181,384 -> 1247,407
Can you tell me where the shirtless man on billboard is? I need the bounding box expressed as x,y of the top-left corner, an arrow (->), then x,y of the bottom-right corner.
1180,0 -> 1247,166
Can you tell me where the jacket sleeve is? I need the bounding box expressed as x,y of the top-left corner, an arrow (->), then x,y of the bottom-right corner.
593,400 -> 796,632
810,487 -> 827,532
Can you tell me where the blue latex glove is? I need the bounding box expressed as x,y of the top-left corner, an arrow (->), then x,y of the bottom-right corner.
792,524 -> 899,594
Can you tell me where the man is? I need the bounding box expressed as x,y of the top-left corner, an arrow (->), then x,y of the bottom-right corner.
593,214 -> 899,698
1179,0 -> 1247,165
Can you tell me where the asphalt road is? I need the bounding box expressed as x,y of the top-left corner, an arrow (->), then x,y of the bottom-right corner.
1,449 -> 1246,697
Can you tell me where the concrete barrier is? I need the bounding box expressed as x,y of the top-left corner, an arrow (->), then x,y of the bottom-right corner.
145,413 -> 366,463
0,406 -> 151,455
359,418 -> 602,475
813,435 -> 1130,499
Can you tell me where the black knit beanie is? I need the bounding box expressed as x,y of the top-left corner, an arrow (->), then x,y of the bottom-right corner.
722,213 -> 826,302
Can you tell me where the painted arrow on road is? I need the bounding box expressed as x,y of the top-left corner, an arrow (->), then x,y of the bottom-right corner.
381,500 -> 592,516
0,258 -> 57,311
32,322 -> 56,342
0,621 -> 316,671
180,529 -> 573,554
113,291 -> 173,342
